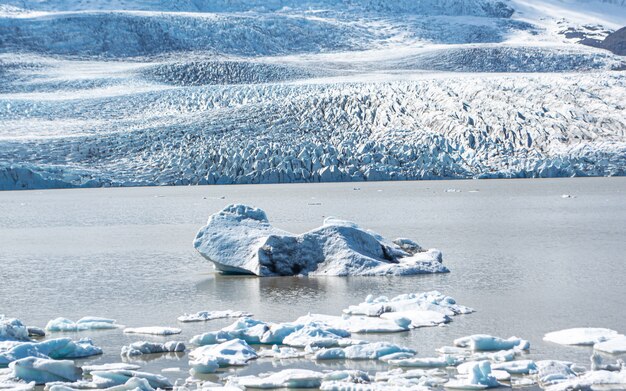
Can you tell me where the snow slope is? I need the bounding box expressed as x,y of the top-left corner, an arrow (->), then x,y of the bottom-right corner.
0,0 -> 624,189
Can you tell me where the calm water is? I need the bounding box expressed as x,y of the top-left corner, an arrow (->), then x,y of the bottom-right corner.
1,178 -> 625,387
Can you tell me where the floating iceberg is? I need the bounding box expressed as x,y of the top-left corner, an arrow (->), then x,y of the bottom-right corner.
121,341 -> 185,356
235,369 -> 325,389
294,314 -> 410,334
388,355 -> 461,368
188,339 -> 258,374
177,310 -> 252,323
491,360 -> 537,374
0,318 -> 30,342
82,363 -> 141,374
45,317 -> 120,332
10,357 -> 81,384
544,369 -> 626,391
48,377 -> 154,391
535,360 -> 577,385
190,318 -> 270,346
315,342 -> 416,361
544,328 -> 621,346
445,361 -> 499,389
193,205 -> 448,276
0,338 -> 102,365
591,353 -> 624,371
90,370 -> 172,389
258,345 -> 307,359
123,327 -> 181,336
453,335 -> 529,351
594,335 -> 626,354
343,292 -> 473,317
0,380 -> 34,390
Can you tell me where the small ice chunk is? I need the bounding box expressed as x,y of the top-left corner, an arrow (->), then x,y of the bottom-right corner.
10,357 -> 81,384
0,318 -> 30,342
82,363 -> 141,374
594,335 -> 626,354
544,369 -> 626,391
544,327 -> 620,346
380,311 -> 450,328
46,317 -> 120,332
295,314 -> 409,333
282,323 -> 352,348
258,345 -> 307,359
91,370 -> 172,389
327,342 -> 415,360
454,335 -> 529,351
0,338 -> 102,365
188,339 -> 257,374
492,360 -> 537,374
535,360 -> 577,385
190,318 -> 269,346
123,327 -> 181,336
445,361 -> 499,389
177,310 -> 252,323
591,353 -> 624,371
388,355 -> 461,367
0,381 -> 35,390
48,377 -> 154,391
344,291 -> 473,318
121,341 -> 185,356
236,369 -> 325,389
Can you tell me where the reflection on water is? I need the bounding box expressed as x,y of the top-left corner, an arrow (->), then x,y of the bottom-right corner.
0,178 -> 625,386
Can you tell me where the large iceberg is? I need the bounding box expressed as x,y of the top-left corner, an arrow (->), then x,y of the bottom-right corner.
10,357 -> 82,385
193,205 -> 448,276
0,338 -> 102,365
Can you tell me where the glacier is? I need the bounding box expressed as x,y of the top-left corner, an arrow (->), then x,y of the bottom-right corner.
194,204 -> 448,276
0,0 -> 625,190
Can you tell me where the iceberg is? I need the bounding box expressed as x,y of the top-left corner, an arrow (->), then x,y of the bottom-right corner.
0,318 -> 30,342
343,292 -> 473,317
193,205 -> 448,276
235,369 -> 325,389
535,360 -> 577,385
258,345 -> 307,359
188,339 -> 257,374
453,335 -> 529,351
294,314 -> 410,333
544,369 -> 626,391
388,355 -> 462,368
315,342 -> 416,360
121,341 -> 185,356
10,357 -> 81,384
0,381 -> 34,390
47,377 -> 154,391
45,317 -> 120,332
0,338 -> 102,365
445,361 -> 499,389
594,335 -> 626,354
177,310 -> 252,323
591,353 -> 624,371
123,327 -> 181,336
544,328 -> 621,346
82,363 -> 141,373
491,360 -> 537,374
190,318 -> 270,346
90,370 -> 172,389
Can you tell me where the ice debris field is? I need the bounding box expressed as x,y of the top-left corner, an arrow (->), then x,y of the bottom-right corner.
1,0 -> 626,190
2,290 -> 626,391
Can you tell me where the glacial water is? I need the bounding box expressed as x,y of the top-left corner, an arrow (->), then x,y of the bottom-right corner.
1,177 -> 625,387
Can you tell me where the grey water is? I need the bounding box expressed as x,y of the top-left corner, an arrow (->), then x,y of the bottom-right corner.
1,177 -> 625,387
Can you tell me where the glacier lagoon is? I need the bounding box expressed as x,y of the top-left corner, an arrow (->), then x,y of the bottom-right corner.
1,177 -> 625,387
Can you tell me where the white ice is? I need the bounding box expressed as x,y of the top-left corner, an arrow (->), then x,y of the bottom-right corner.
121,341 -> 185,356
314,342 -> 416,360
535,360 -> 577,385
544,369 -> 626,391
388,355 -> 462,368
48,377 -> 154,391
0,318 -> 30,342
235,369 -> 325,389
544,327 -> 621,346
82,363 -> 141,373
10,357 -> 81,385
90,369 -> 172,389
0,338 -> 102,365
188,339 -> 258,374
177,310 -> 253,323
194,205 -> 448,276
45,317 -> 120,332
445,361 -> 499,389
344,291 -> 473,317
257,345 -> 307,359
594,335 -> 626,354
123,327 -> 181,336
491,360 -> 537,374
453,335 -> 530,351
295,314 -> 410,333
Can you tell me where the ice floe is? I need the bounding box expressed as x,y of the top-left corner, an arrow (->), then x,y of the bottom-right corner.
544,369 -> 626,391
453,334 -> 530,351
90,369 -> 172,389
121,341 -> 185,356
0,338 -> 102,365
315,342 -> 416,361
491,360 -> 537,374
535,360 -> 578,386
194,204 -> 448,276
343,291 -> 473,317
47,377 -> 155,391
10,357 -> 82,384
81,363 -> 141,373
591,353 -> 624,371
0,318 -> 30,342
188,339 -> 258,374
177,310 -> 252,323
123,327 -> 181,336
594,335 -> 626,354
257,345 -> 307,359
544,327 -> 621,345
445,361 -> 499,389
388,355 -> 462,368
45,317 -> 121,332
235,369 -> 325,389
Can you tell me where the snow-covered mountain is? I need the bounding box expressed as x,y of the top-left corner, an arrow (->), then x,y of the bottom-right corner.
0,0 -> 624,189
